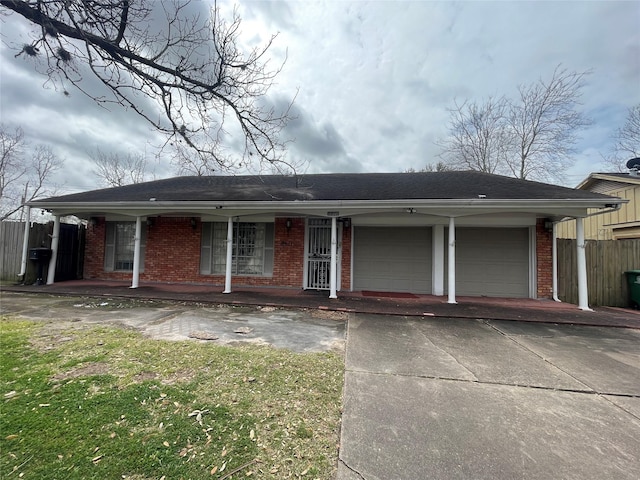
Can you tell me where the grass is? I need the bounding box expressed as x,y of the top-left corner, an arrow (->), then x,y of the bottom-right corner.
1,317 -> 344,479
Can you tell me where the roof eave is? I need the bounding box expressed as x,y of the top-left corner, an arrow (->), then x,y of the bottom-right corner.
28,197 -> 626,218
577,173 -> 640,189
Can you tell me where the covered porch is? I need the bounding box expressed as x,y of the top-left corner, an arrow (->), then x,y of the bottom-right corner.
4,279 -> 639,329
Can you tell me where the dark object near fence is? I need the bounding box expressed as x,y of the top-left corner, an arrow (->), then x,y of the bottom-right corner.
29,247 -> 52,285
624,270 -> 640,309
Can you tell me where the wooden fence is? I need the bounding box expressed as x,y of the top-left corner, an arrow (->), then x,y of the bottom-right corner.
0,221 -> 85,284
557,238 -> 640,307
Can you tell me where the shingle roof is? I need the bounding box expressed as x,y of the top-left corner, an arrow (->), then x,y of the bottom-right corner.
577,172 -> 640,190
35,171 -> 615,204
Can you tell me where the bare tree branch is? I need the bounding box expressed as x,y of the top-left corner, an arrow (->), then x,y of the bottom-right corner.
405,161 -> 455,173
436,97 -> 511,174
438,66 -> 591,183
90,147 -> 153,186
600,104 -> 640,172
1,0 -> 294,172
0,125 -> 62,220
506,66 -> 591,182
615,104 -> 640,160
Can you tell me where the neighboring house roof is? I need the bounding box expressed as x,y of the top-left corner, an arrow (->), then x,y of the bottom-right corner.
576,172 -> 640,193
29,171 -> 624,221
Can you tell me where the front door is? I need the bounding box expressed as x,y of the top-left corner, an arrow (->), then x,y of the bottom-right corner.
305,219 -> 339,290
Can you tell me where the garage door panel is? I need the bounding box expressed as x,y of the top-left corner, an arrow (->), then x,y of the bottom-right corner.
454,228 -> 529,298
354,227 -> 432,294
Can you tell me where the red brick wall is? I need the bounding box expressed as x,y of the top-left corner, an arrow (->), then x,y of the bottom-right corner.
144,217 -> 201,282
536,219 -> 553,299
273,217 -> 306,287
341,222 -> 352,290
84,216 -> 550,297
84,216 -> 355,290
84,219 -> 106,279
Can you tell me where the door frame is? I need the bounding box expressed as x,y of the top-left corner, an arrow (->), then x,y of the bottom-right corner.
303,218 -> 342,290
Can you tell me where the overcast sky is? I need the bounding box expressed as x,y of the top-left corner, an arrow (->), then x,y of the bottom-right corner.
1,0 -> 638,195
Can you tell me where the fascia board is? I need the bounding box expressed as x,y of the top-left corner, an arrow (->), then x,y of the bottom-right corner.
28,197 -> 626,217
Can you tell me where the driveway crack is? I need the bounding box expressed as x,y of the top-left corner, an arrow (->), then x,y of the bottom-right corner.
347,369 -> 639,397
411,320 -> 478,382
485,320 -> 594,393
339,458 -> 367,480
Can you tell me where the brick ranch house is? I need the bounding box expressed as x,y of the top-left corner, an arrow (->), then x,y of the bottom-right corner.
27,171 -> 625,310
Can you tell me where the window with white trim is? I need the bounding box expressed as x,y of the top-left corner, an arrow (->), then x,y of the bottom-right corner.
200,222 -> 274,276
104,222 -> 146,272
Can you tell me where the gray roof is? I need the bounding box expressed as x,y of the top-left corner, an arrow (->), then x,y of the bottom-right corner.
35,171 -> 615,204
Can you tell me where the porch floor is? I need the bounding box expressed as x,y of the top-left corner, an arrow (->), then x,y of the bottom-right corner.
3,279 -> 639,329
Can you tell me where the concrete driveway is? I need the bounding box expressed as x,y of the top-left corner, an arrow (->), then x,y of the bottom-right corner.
339,314 -> 640,480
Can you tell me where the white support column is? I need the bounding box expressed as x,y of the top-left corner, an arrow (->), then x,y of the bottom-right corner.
552,222 -> 561,302
447,217 -> 457,304
18,206 -> 31,280
432,224 -> 445,296
329,216 -> 338,299
576,217 -> 592,311
130,216 -> 142,289
46,215 -> 61,285
223,217 -> 234,294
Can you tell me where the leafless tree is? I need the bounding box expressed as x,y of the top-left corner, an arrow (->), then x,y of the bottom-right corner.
0,125 -> 62,220
600,104 -> 640,172
438,67 -> 591,183
436,97 -> 511,175
1,0 -> 294,172
91,147 -> 153,187
616,104 -> 640,159
603,104 -> 640,171
506,67 -> 591,182
405,161 -> 455,173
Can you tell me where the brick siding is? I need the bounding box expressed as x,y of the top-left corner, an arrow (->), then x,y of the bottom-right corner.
84,216 -> 553,298
84,216 -> 338,289
535,219 -> 553,299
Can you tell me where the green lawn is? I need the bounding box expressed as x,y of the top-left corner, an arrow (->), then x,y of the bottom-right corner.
1,317 -> 344,479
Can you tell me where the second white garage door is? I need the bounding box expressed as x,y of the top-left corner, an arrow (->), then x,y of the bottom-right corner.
353,227 -> 432,294
452,227 -> 530,298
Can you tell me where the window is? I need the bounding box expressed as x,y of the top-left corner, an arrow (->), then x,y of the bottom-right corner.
200,222 -> 274,276
104,222 -> 146,272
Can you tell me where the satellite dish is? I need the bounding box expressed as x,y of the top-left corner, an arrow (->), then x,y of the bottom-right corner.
626,157 -> 640,169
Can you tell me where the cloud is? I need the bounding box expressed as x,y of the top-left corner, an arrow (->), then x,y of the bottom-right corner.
1,0 -> 638,194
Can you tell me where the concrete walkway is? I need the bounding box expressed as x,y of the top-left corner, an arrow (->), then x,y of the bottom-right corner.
0,292 -> 346,353
3,279 -> 640,328
339,314 -> 640,479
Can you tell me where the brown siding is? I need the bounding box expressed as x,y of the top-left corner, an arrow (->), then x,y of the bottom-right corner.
556,184 -> 640,240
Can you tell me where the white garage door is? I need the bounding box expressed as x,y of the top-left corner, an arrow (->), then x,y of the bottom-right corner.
353,227 -> 432,294
453,227 -> 530,298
